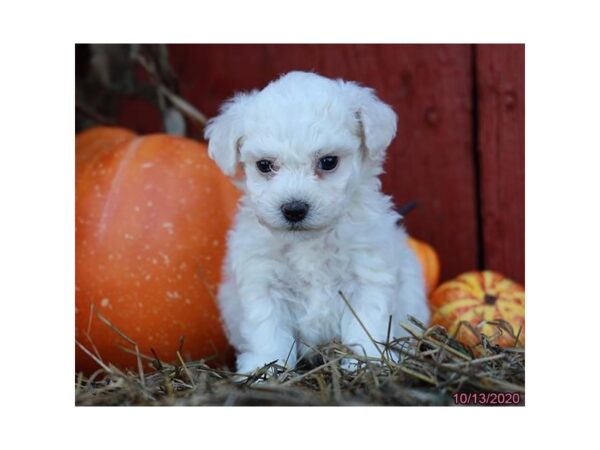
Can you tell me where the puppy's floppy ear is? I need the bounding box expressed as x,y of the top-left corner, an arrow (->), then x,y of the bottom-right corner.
204,92 -> 255,176
343,82 -> 398,164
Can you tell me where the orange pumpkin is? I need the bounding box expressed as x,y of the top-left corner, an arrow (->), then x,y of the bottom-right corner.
75,127 -> 241,374
407,236 -> 440,295
430,271 -> 524,348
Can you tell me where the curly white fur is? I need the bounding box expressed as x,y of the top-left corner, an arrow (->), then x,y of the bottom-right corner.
205,71 -> 430,373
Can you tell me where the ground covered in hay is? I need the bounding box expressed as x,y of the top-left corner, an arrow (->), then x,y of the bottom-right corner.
75,317 -> 524,406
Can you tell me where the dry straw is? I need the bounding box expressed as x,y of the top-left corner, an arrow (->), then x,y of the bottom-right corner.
75,295 -> 524,406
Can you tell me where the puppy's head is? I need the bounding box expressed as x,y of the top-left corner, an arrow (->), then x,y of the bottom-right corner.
205,71 -> 397,235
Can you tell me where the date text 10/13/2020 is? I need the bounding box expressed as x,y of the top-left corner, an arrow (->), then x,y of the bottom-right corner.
452,392 -> 522,405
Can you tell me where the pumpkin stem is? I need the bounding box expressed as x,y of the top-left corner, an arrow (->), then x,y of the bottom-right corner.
484,294 -> 497,305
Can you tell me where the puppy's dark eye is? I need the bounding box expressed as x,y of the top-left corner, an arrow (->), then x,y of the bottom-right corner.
318,156 -> 338,171
256,159 -> 274,173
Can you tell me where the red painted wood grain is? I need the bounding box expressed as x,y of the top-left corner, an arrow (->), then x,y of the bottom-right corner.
475,44 -> 525,283
110,44 -> 523,284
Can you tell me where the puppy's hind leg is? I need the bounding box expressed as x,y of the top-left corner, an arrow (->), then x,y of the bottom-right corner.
391,245 -> 431,338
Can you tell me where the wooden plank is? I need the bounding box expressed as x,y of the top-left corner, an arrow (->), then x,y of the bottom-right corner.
138,44 -> 480,282
475,44 -> 525,283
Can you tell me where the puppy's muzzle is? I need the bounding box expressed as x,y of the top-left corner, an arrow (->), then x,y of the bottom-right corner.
281,200 -> 309,223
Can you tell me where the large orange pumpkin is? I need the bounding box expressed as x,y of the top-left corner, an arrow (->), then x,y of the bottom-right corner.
75,127 -> 240,374
407,237 -> 440,295
430,271 -> 524,348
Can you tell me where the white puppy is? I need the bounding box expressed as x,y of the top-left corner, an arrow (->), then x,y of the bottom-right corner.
205,71 -> 429,373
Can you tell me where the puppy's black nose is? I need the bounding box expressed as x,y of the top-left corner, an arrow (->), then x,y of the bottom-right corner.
281,200 -> 309,223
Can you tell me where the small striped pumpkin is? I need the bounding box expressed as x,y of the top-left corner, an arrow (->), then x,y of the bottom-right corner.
430,271 -> 524,348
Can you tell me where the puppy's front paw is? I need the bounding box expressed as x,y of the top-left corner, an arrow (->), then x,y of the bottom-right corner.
340,357 -> 361,372
339,342 -> 388,372
236,352 -> 271,375
236,352 -> 295,377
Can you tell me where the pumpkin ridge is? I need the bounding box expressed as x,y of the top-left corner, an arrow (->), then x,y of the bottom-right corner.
96,137 -> 144,243
76,127 -> 137,171
432,303 -> 482,324
460,274 -> 486,298
430,289 -> 481,309
496,300 -> 524,322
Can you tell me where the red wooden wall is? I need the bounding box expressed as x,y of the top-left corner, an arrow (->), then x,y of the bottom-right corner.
475,45 -> 525,284
115,44 -> 524,284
